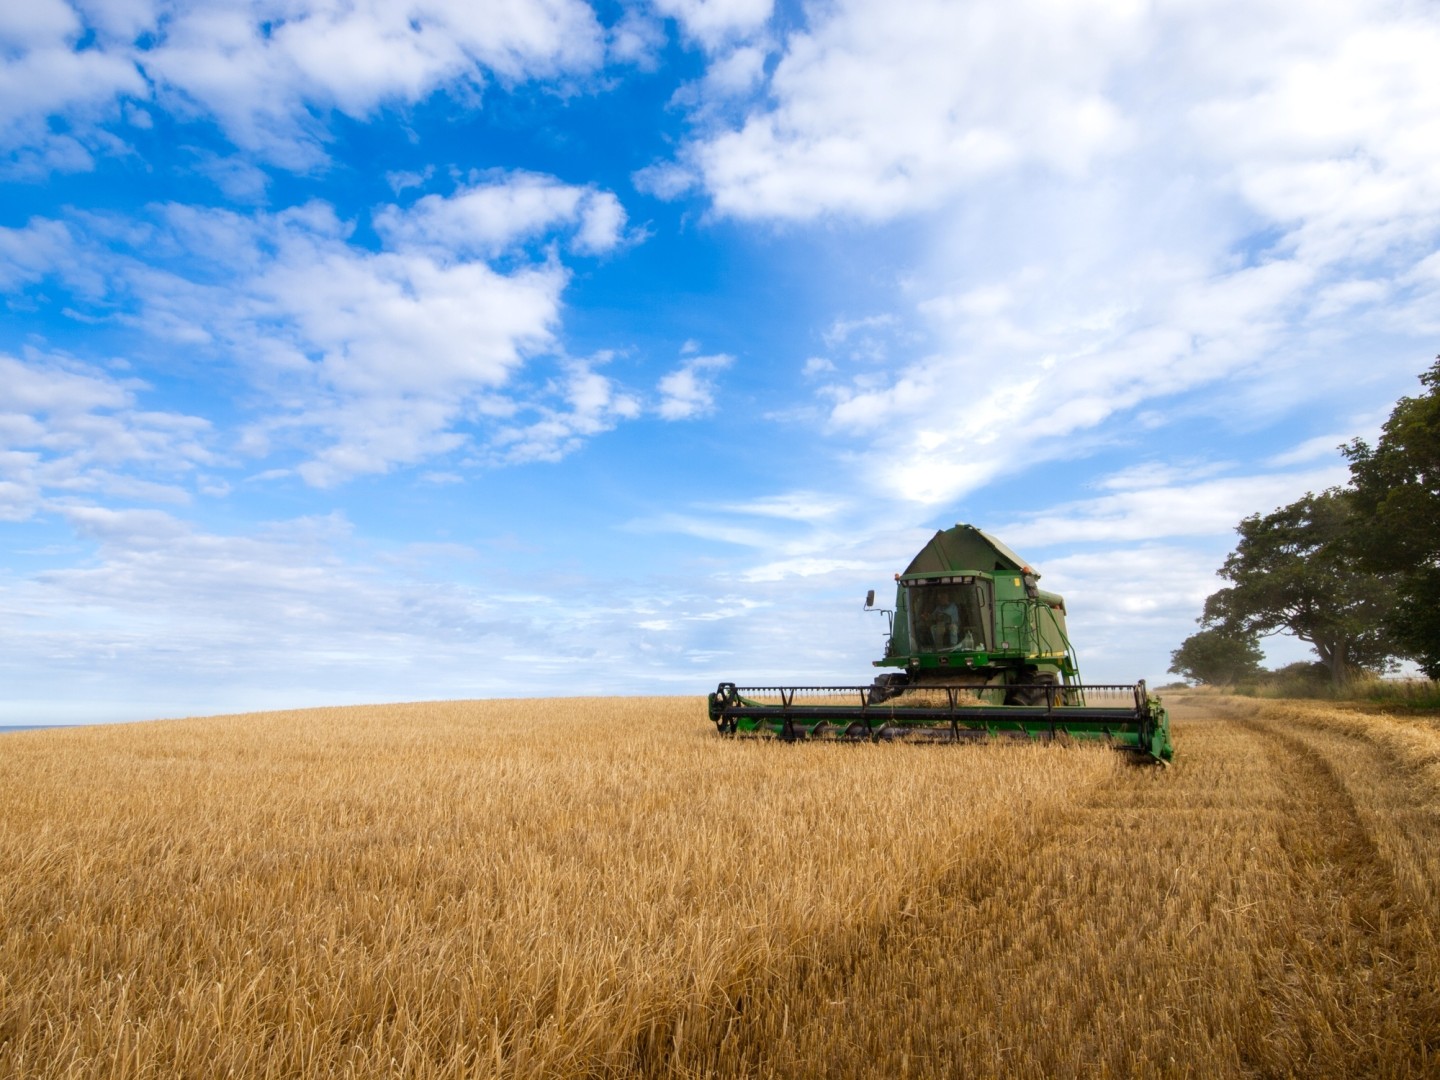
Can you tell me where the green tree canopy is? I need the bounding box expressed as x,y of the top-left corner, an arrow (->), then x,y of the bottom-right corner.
1202,489 -> 1395,686
1345,357 -> 1440,676
1168,626 -> 1265,685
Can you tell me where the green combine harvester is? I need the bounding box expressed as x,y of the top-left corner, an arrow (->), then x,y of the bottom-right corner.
707,524 -> 1173,763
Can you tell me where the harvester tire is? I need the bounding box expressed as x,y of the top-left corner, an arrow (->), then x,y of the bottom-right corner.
1006,672 -> 1059,707
869,673 -> 909,704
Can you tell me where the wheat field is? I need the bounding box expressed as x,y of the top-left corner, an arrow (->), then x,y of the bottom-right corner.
1,694 -> 1437,1078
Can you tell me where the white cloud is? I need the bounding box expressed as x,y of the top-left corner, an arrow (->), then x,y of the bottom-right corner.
1308,279 -> 1390,319
810,192 -> 1407,504
572,191 -> 628,254
651,0 -> 773,52
702,43 -> 767,94
0,353 -> 214,520
823,313 -> 895,348
8,173 -> 641,485
0,507 -> 509,718
189,151 -> 271,201
656,351 -> 731,419
673,0 -> 1138,221
673,0 -> 1440,235
146,0 -> 607,165
1,0 -> 608,170
667,38 -> 772,118
708,491 -> 847,521
0,218 -> 78,290
738,556 -> 869,583
0,0 -> 85,47
0,1 -> 146,172
629,498 -> 932,576
652,1 -> 1438,515
995,464 -> 1350,549
819,263 -> 1293,502
1093,461 -> 1231,493
489,355 -> 643,463
374,173 -> 629,258
608,6 -> 667,66
386,167 -> 433,194
1264,433 -> 1352,469
1188,8 -> 1440,268
214,223 -> 570,479
626,511 -> 775,549
0,504 -> 843,720
223,212 -> 562,391
631,159 -> 696,200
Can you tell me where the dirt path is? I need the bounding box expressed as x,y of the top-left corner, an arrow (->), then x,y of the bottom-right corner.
689,696 -> 1440,1079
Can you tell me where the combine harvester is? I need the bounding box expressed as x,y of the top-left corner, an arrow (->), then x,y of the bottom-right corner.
708,524 -> 1173,763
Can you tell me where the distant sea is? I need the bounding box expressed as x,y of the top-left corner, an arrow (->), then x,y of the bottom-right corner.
0,725 -> 65,734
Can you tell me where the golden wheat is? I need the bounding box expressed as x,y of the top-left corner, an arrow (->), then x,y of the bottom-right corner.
0,694 -> 1436,1078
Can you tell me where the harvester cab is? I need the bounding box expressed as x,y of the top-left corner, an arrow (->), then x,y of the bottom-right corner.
871,525 -> 1077,706
708,524 -> 1173,762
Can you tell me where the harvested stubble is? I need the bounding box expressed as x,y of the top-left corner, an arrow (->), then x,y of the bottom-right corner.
0,695 -> 1437,1078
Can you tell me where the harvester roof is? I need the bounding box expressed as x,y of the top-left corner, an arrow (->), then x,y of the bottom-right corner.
903,523 -> 1037,578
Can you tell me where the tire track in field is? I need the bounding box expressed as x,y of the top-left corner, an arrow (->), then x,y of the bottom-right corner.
1236,712 -> 1440,1072
1239,716 -> 1410,921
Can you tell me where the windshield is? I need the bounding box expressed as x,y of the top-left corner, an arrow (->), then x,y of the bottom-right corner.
907,581 -> 990,652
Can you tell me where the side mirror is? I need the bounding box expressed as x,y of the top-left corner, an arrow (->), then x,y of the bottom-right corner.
864,589 -> 875,609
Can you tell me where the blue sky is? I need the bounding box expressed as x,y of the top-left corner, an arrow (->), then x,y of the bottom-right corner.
3,0 -> 1438,723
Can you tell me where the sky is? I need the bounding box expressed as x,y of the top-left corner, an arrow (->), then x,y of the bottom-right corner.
2,0 -> 1438,724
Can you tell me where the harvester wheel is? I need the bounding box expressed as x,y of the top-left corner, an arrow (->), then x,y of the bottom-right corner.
1006,672 -> 1059,706
869,673 -> 909,704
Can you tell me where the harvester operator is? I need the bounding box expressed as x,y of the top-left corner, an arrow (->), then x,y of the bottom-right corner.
927,590 -> 961,650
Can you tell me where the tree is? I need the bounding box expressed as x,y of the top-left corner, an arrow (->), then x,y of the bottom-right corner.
1201,489 -> 1395,687
1344,357 -> 1440,676
1168,626 -> 1265,685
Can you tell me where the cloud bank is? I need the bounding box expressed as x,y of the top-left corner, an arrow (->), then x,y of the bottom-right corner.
2,0 -> 607,170
655,0 -> 1440,504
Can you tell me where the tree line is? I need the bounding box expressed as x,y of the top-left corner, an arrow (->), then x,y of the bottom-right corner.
1170,358 -> 1440,688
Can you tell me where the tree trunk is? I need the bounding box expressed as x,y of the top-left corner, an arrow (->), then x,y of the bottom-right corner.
1313,637 -> 1349,688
